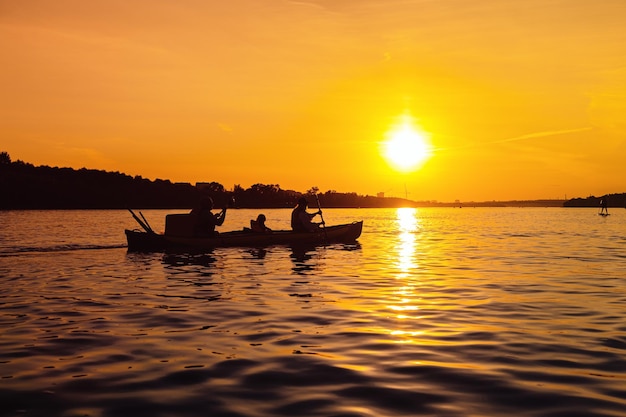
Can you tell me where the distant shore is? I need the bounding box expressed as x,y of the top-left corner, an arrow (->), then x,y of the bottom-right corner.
1,152 -> 624,209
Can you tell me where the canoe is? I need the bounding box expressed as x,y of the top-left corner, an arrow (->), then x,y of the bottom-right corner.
125,221 -> 363,252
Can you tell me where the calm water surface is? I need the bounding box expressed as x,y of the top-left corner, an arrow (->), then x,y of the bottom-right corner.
1,208 -> 625,417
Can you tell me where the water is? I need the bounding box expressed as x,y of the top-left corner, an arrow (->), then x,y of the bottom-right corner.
1,208 -> 625,417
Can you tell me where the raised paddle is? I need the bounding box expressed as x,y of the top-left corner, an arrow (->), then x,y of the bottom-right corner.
314,193 -> 328,242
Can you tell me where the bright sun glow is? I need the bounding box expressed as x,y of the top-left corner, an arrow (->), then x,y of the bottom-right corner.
383,115 -> 432,172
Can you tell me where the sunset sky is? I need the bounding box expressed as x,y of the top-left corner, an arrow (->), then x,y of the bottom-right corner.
2,0 -> 625,202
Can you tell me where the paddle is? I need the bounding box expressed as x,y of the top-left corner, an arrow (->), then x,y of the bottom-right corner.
314,193 -> 328,242
128,208 -> 154,234
219,195 -> 235,220
139,211 -> 154,233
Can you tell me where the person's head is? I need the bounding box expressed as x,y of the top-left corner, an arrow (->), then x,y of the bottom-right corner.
297,197 -> 308,208
256,214 -> 266,224
200,196 -> 214,209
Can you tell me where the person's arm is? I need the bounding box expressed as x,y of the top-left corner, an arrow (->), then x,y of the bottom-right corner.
215,208 -> 227,226
300,211 -> 318,232
299,211 -> 312,228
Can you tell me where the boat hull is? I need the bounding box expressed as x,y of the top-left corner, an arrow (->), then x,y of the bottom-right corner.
125,221 -> 363,252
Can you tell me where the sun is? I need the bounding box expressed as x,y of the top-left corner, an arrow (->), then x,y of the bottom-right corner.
382,115 -> 432,172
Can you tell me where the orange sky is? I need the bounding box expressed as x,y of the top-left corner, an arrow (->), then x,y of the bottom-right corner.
2,0 -> 625,202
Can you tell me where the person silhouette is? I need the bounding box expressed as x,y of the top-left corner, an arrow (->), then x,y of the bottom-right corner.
190,196 -> 227,236
291,197 -> 323,232
600,195 -> 609,215
250,214 -> 272,233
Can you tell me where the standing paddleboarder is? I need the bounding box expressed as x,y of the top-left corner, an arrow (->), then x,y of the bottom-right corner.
600,195 -> 609,215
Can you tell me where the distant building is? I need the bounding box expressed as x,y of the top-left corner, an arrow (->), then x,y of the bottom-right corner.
377,192 -> 385,198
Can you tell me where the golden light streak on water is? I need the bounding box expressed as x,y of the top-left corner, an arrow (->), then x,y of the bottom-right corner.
2,208 -> 626,416
395,207 -> 419,275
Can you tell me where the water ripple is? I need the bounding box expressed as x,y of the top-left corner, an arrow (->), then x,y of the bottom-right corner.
2,208 -> 626,416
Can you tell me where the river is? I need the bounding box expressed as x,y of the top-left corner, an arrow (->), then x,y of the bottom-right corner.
1,208 -> 625,416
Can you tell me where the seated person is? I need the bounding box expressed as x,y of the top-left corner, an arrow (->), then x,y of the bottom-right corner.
291,197 -> 323,232
190,196 -> 227,237
250,214 -> 272,233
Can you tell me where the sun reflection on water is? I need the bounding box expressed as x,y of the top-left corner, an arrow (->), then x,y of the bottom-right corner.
384,208 -> 429,342
396,207 -> 419,275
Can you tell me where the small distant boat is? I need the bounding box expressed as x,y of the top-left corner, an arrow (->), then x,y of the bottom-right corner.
125,210 -> 363,252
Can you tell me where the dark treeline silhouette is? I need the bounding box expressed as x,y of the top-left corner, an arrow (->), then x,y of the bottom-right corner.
0,152 -> 416,209
564,193 -> 626,208
4,152 -> 617,209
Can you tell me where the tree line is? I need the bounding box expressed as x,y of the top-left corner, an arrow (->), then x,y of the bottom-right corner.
0,152 -> 414,209
3,152 -> 622,209
563,193 -> 626,209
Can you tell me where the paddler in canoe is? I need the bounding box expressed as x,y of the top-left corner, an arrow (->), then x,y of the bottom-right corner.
190,196 -> 228,236
291,197 -> 324,232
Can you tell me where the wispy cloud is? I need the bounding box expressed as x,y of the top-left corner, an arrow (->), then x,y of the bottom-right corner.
433,127 -> 593,153
494,127 -> 594,144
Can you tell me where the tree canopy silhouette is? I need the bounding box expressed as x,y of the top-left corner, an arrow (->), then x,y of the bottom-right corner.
3,152 -> 603,209
0,152 -> 418,209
